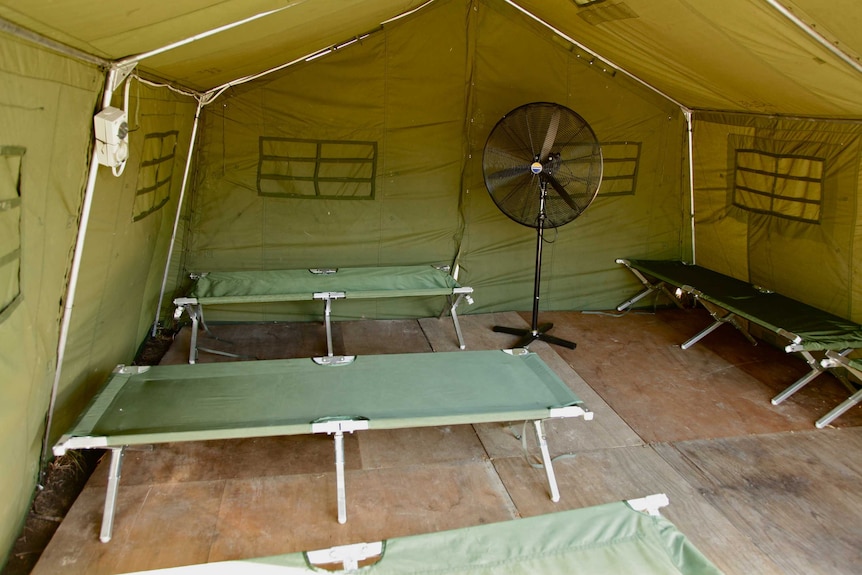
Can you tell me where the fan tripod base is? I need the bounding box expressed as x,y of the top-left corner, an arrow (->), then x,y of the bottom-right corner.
492,323 -> 576,350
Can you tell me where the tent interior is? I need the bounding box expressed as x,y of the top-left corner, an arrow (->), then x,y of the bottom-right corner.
2,0 -> 862,568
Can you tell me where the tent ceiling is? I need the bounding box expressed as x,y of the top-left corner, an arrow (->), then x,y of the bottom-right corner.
0,0 -> 432,91
514,0 -> 862,117
1,0 -> 862,117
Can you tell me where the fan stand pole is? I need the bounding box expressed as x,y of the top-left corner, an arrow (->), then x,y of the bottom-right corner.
493,182 -> 576,350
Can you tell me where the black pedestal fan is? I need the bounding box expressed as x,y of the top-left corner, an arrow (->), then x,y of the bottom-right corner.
482,102 -> 603,349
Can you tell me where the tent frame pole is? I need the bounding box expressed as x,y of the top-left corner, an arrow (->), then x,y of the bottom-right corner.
685,109 -> 696,264
151,100 -> 204,336
0,16 -> 109,68
502,0 -> 685,109
114,6 -> 297,69
41,68 -> 118,472
763,0 -> 862,75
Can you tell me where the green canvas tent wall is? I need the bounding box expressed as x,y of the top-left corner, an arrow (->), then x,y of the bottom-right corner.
2,0 -> 862,566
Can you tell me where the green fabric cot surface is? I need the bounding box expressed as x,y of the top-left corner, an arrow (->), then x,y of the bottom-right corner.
121,499 -> 722,575
188,265 -> 463,304
58,350 -> 581,448
626,259 -> 862,351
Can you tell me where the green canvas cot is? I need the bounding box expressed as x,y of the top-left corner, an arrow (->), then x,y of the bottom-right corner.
53,349 -> 592,541
117,496 -> 722,575
174,265 -> 474,361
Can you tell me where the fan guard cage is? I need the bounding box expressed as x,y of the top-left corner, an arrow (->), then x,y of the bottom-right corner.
482,102 -> 603,229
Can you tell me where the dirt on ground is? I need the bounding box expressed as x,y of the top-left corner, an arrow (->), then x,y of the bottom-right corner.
2,331 -> 176,575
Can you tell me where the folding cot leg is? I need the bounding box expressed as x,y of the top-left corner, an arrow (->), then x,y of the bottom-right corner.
449,293 -> 467,350
616,285 -> 659,312
439,292 -> 473,350
323,298 -> 335,357
186,303 -> 218,364
314,292 -> 345,358
188,307 -> 200,364
100,447 -> 125,543
680,317 -> 724,350
772,349 -> 851,407
333,431 -> 347,524
680,307 -> 756,350
614,259 -> 685,312
771,351 -> 823,405
313,419 -> 367,522
533,420 -> 560,503
816,387 -> 862,428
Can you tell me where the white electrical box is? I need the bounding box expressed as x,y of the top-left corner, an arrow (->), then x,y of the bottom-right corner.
93,107 -> 129,168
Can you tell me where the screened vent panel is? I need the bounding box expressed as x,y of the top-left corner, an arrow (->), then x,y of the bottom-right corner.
733,149 -> 824,223
258,137 -> 377,200
597,142 -> 640,197
0,146 -> 24,320
134,131 -> 178,221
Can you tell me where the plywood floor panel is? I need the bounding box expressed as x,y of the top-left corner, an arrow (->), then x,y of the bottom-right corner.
529,310 -> 862,441
161,319 -> 433,365
420,311 -> 529,352
338,319 -> 433,355
31,481 -> 224,575
160,323 -> 329,364
654,428 -> 862,575
356,426 -> 487,470
85,435 -> 352,488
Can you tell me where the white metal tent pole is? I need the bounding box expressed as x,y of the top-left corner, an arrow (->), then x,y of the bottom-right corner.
151,99 -> 203,336
0,17 -> 109,68
114,4 -> 304,69
42,68 -> 118,469
684,109 -> 696,264
202,28 -> 381,103
763,0 -> 862,75
203,2 -> 437,102
503,0 -> 686,110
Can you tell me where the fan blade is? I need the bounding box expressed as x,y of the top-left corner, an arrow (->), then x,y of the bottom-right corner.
545,174 -> 582,216
488,146 -> 535,167
487,165 -> 532,184
540,108 -> 561,160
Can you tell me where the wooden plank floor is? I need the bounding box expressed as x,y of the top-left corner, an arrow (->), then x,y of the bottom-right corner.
32,308 -> 862,574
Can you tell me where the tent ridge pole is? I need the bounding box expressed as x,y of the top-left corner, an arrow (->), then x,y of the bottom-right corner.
763,0 -> 862,75
202,1 -> 436,104
115,3 -> 305,69
152,99 -> 204,336
202,24 -> 382,104
0,16 -> 110,68
502,0 -> 685,109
